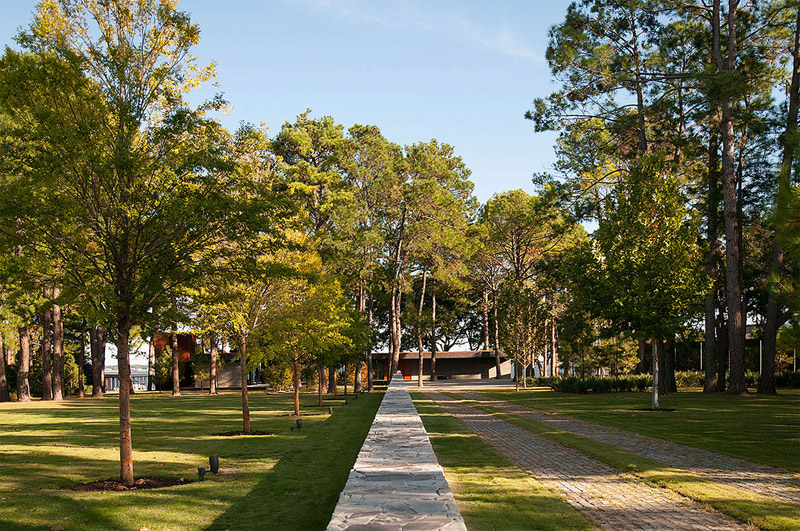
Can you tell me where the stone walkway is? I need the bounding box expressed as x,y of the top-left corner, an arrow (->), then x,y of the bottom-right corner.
460,392 -> 800,507
327,374 -> 466,530
428,392 -> 750,531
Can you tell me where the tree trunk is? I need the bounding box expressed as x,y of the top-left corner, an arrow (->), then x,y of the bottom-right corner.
116,323 -> 135,486
355,283 -> 365,394
761,8 -> 799,395
389,286 -> 397,378
170,328 -> 180,396
0,332 -> 10,402
704,132 -> 720,392
712,0 -> 746,395
52,286 -> 64,401
79,322 -> 86,398
16,326 -> 31,402
90,325 -> 105,397
482,289 -> 490,350
42,291 -> 53,400
146,334 -> 154,392
651,339 -> 660,410
493,299 -> 502,379
344,364 -> 349,396
367,290 -> 374,392
238,333 -> 251,433
717,311 -> 728,392
430,281 -> 437,382
549,315 -> 558,377
331,367 -> 338,399
293,355 -> 300,417
209,335 -> 218,395
417,268 -> 428,388
319,365 -> 328,394
318,362 -> 325,406
355,361 -> 363,393
389,281 -> 403,379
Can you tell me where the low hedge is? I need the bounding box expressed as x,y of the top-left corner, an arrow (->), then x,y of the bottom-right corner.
527,370 -> 800,393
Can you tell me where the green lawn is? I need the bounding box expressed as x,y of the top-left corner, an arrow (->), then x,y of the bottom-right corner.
0,389 -> 381,531
456,393 -> 800,531
479,387 -> 800,472
412,392 -> 598,531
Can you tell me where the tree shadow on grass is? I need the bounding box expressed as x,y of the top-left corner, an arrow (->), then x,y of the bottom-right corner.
204,392 -> 384,531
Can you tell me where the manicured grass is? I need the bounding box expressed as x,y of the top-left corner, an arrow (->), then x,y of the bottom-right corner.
411,393 -> 599,531
457,394 -> 800,531
0,389 -> 381,531
479,387 -> 800,472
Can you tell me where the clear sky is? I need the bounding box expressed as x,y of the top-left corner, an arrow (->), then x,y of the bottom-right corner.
1,0 -> 572,203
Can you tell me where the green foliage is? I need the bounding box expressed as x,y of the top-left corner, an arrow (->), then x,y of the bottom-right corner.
568,155 -> 708,340
262,361 -> 294,391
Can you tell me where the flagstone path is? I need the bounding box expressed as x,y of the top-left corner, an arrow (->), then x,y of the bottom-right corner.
427,391 -> 750,531
459,391 -> 800,507
327,374 -> 466,530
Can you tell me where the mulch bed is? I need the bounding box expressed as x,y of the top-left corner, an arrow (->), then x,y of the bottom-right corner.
68,477 -> 189,492
213,430 -> 275,436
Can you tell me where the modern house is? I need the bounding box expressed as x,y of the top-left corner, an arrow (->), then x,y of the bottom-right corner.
104,364 -> 149,392
371,350 -> 511,380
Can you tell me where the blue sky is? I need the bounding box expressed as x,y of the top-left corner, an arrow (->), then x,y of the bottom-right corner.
1,0 -> 572,203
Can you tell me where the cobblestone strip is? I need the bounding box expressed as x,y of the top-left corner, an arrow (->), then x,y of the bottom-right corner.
427,391 -> 750,531
461,392 -> 800,507
327,374 -> 466,530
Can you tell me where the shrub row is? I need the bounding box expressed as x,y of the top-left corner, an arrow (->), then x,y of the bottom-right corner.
526,375 -> 651,393
526,370 -> 799,393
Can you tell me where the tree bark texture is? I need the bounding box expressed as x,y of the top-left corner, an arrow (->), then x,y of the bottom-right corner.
17,326 -> 31,402
52,286 -> 64,400
712,0 -> 746,394
319,365 -> 328,394
116,324 -> 135,485
170,328 -> 180,396
355,361 -> 363,393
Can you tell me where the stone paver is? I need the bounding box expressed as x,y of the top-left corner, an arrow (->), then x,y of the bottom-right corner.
461,392 -> 800,507
327,374 -> 466,531
428,391 -> 751,531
